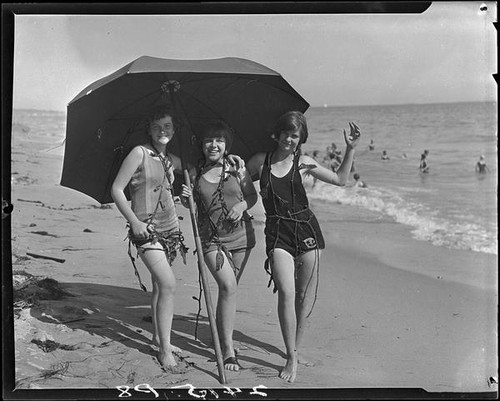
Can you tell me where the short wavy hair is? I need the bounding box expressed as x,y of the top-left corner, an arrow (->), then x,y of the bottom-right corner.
272,111 -> 309,145
145,105 -> 177,131
199,120 -> 234,152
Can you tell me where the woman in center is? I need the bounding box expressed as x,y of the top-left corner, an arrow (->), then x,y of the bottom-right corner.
247,111 -> 360,382
182,120 -> 257,371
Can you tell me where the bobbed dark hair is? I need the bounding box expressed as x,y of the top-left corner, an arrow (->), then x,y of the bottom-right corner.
145,105 -> 177,132
272,111 -> 309,145
199,120 -> 234,152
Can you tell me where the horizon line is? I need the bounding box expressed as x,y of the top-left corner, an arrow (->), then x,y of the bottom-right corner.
11,99 -> 497,114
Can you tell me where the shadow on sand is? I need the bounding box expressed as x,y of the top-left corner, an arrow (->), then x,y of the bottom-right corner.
25,281 -> 283,378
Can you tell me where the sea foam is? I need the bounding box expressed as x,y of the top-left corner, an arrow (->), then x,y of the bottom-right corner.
306,180 -> 497,255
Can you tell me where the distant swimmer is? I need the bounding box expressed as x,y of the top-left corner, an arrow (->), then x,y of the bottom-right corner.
368,139 -> 375,151
324,147 -> 343,172
329,156 -> 341,172
475,155 -> 490,174
401,153 -> 408,159
312,150 -> 321,161
381,150 -> 390,160
419,149 -> 429,173
325,142 -> 338,159
312,150 -> 321,187
353,173 -> 367,188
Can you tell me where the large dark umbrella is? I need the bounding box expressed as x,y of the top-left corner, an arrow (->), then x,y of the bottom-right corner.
61,56 -> 309,383
61,56 -> 309,203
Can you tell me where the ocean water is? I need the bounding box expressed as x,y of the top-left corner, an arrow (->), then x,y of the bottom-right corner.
301,102 -> 497,255
11,102 -> 497,255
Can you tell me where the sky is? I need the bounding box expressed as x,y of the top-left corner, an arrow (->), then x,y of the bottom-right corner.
8,2 -> 498,111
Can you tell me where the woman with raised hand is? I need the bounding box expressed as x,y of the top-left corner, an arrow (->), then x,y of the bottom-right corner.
247,111 -> 360,382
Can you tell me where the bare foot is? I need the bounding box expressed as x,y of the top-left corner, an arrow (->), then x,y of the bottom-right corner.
152,338 -> 182,354
158,351 -> 190,374
158,349 -> 177,366
279,356 -> 297,383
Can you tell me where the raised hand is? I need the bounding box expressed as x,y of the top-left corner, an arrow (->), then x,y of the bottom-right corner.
343,122 -> 361,149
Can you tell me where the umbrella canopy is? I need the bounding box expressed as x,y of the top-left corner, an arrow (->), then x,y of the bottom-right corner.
61,56 -> 309,204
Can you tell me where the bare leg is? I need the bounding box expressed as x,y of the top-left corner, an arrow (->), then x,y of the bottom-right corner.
151,278 -> 159,345
230,248 -> 252,357
150,279 -> 182,354
295,249 -> 321,366
271,248 -> 298,382
232,248 -> 252,285
204,250 -> 240,371
138,243 -> 177,368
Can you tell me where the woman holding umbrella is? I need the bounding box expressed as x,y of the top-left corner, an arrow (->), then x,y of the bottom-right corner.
247,111 -> 361,382
181,120 -> 258,371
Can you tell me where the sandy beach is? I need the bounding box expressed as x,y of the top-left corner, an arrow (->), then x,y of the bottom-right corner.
6,118 -> 498,399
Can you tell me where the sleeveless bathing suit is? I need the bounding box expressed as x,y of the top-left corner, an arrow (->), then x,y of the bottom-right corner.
127,145 -> 188,291
194,160 -> 255,272
259,151 -> 325,293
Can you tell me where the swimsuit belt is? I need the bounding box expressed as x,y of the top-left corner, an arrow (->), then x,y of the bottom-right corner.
127,228 -> 188,292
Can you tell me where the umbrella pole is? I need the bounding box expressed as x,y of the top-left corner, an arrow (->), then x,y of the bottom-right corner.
182,169 -> 227,385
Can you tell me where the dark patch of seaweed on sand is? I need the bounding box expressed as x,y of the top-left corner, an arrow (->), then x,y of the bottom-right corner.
13,271 -> 74,317
16,198 -> 113,211
15,361 -> 72,389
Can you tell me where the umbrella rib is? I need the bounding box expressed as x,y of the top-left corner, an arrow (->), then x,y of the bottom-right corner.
135,72 -> 306,105
99,73 -> 306,126
183,74 -> 306,104
100,119 -> 143,202
174,88 -> 259,157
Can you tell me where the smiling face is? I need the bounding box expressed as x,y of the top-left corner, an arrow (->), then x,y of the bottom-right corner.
272,111 -> 308,153
277,128 -> 302,153
202,135 -> 227,163
148,115 -> 175,146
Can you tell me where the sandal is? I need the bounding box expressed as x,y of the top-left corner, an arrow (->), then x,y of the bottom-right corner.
223,356 -> 242,371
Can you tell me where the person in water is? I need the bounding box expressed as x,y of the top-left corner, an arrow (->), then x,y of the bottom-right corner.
181,120 -> 257,372
247,111 -> 360,382
311,150 -> 322,187
475,155 -> 490,174
419,149 -> 429,173
353,172 -> 367,188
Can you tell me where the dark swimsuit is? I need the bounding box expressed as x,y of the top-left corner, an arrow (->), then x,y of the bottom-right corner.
259,151 -> 325,293
477,161 -> 487,173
